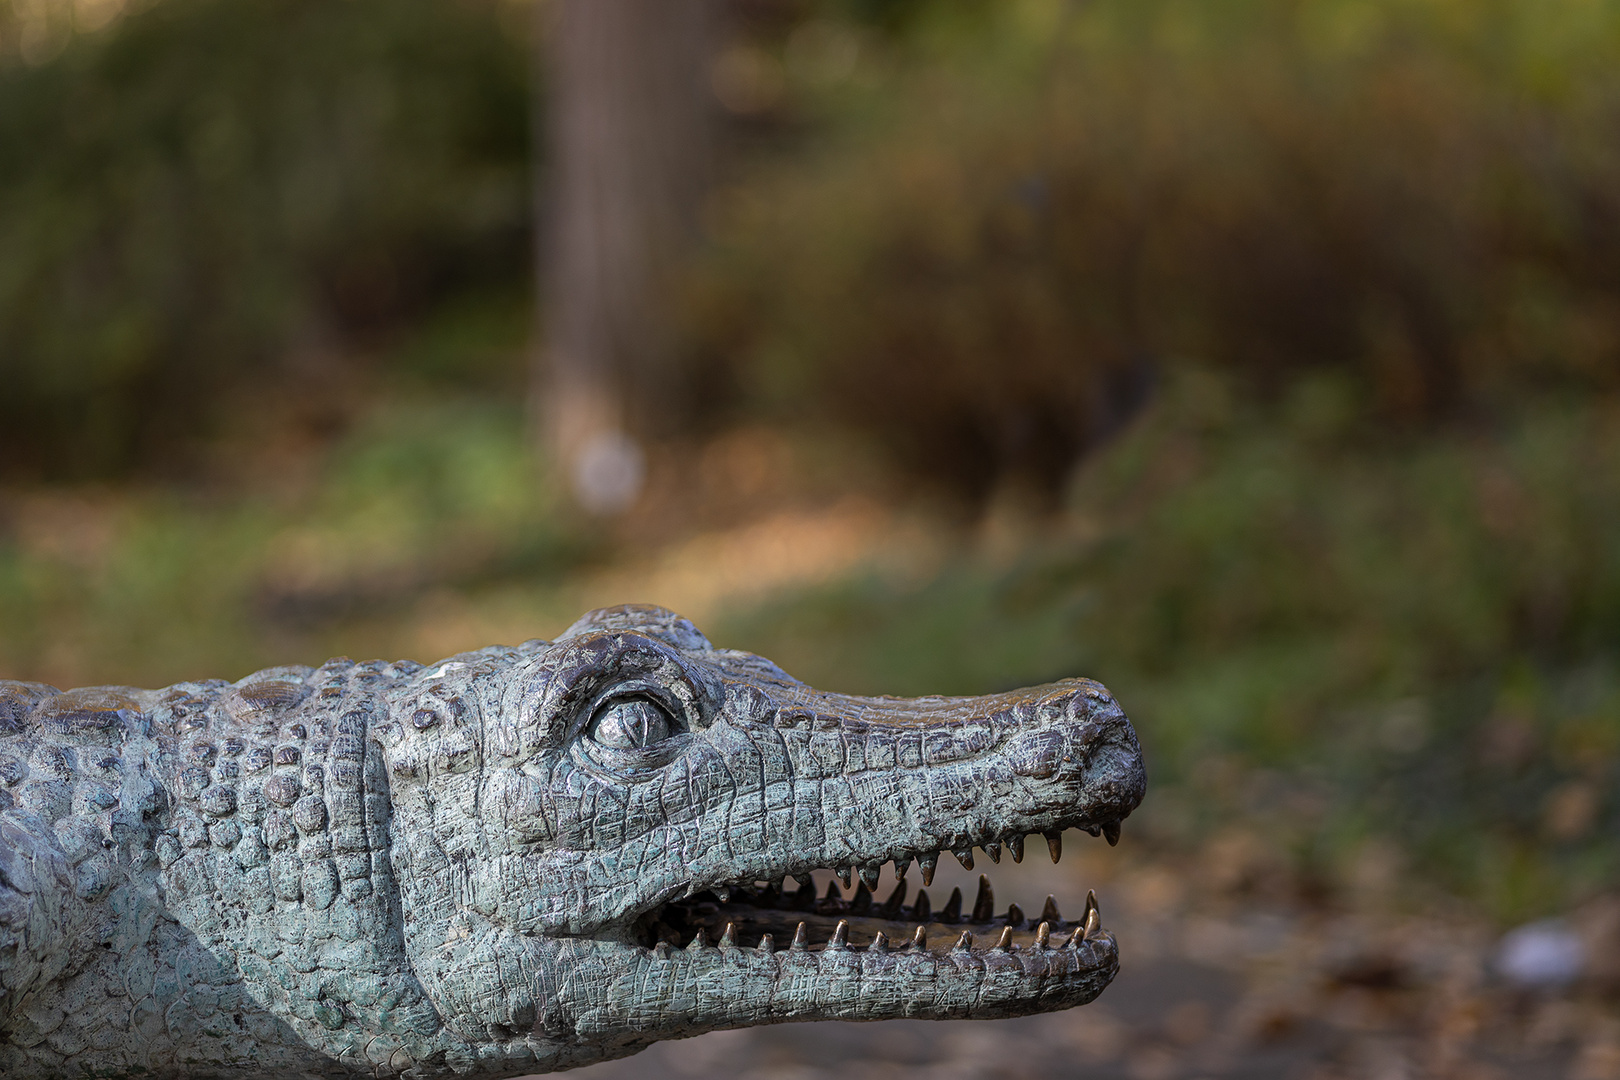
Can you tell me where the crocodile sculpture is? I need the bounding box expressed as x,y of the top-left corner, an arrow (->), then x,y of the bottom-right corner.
0,604 -> 1145,1078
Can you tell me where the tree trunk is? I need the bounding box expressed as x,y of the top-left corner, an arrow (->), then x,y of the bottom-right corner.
535,0 -> 714,513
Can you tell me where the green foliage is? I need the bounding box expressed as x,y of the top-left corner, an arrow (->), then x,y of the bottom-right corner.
0,0 -> 531,479
690,0 -> 1620,497
0,394 -> 582,689
718,365 -> 1620,918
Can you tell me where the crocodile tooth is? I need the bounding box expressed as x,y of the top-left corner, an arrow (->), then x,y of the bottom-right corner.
758,933 -> 776,954
1006,902 -> 1025,927
759,883 -> 782,908
714,886 -> 731,903
859,864 -> 881,891
952,930 -> 973,953
1045,831 -> 1063,864
1063,927 -> 1085,948
851,882 -> 874,914
1041,895 -> 1062,925
952,848 -> 974,871
683,881 -> 704,899
794,881 -> 817,910
992,926 -> 1013,951
822,880 -> 843,905
881,878 -> 908,918
941,886 -> 963,924
983,840 -> 1001,864
1083,899 -> 1101,939
718,922 -> 737,948
971,874 -> 995,923
1006,834 -> 1025,863
908,926 -> 928,952
791,923 -> 809,951
687,928 -> 709,951
1082,824 -> 1102,837
653,941 -> 673,959
793,873 -> 813,889
1035,921 -> 1052,948
919,852 -> 939,886
894,855 -> 912,880
1103,819 -> 1122,846
829,920 -> 850,950
911,889 -> 932,921
1084,888 -> 1099,920
870,931 -> 889,953
836,866 -> 852,888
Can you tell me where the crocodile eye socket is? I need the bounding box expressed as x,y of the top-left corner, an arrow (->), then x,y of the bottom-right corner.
587,696 -> 674,750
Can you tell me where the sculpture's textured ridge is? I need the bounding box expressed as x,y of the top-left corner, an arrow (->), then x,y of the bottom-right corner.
0,605 -> 1146,1078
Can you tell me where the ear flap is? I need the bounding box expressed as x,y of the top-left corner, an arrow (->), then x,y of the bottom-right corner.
558,605 -> 713,652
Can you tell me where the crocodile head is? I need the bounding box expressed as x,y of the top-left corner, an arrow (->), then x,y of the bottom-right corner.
381,604 -> 1146,1072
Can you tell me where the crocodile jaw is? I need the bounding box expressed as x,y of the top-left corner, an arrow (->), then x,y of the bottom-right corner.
419,923 -> 1118,1060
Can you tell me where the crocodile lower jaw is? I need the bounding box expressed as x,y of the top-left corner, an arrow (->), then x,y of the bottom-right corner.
570,863 -> 1120,1025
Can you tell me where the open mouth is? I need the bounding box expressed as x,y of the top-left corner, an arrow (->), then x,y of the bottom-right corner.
637,829 -> 1113,958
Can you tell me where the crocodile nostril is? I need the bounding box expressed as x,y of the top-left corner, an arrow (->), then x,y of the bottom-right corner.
1008,730 -> 1067,779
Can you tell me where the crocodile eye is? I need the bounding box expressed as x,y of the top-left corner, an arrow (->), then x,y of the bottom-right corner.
588,696 -> 674,750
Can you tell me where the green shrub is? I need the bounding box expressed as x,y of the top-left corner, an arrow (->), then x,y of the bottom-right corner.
0,0 -> 531,479
689,0 -> 1620,498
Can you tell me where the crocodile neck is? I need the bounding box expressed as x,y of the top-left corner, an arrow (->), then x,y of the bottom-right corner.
0,658 -> 457,1078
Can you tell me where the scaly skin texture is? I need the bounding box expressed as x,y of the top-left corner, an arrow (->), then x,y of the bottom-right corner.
0,605 -> 1146,1078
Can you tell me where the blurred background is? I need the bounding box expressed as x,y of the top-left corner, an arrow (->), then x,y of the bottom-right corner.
2,0 -> 1620,1075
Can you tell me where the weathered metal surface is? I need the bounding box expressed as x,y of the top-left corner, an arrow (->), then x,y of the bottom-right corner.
0,604 -> 1145,1078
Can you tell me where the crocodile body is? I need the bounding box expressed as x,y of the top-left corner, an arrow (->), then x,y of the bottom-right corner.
0,605 -> 1145,1078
